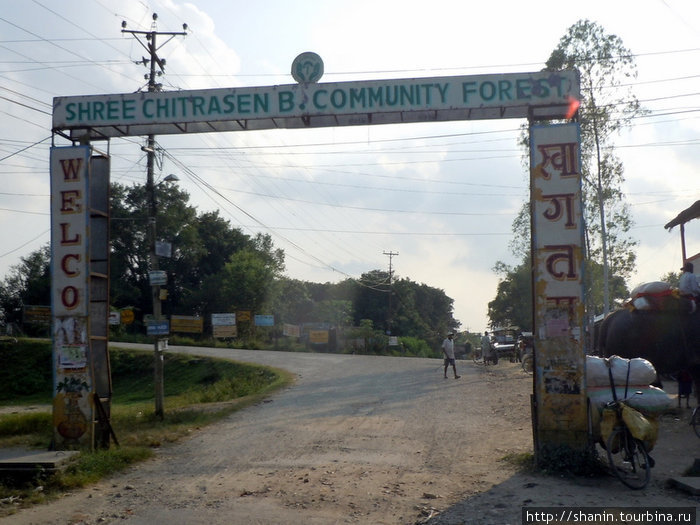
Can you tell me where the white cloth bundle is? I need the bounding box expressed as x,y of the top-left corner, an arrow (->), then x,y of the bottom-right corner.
586,355 -> 657,387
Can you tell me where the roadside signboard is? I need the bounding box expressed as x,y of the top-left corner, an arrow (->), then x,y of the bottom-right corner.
170,315 -> 203,333
211,313 -> 236,326
120,309 -> 134,324
148,270 -> 167,286
212,313 -> 236,338
254,314 -> 274,327
23,305 -> 51,325
213,325 -> 237,338
309,330 -> 329,344
146,320 -> 169,336
283,324 -> 300,337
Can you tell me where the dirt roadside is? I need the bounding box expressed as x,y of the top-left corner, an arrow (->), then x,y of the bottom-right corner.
1,348 -> 698,525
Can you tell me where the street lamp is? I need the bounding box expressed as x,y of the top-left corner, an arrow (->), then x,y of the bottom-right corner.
148,170 -> 179,419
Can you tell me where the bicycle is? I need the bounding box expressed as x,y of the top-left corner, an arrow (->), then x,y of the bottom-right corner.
691,406 -> 700,439
521,352 -> 533,373
599,394 -> 654,490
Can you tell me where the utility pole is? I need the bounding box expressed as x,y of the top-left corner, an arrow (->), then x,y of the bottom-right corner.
122,13 -> 187,420
383,251 -> 398,335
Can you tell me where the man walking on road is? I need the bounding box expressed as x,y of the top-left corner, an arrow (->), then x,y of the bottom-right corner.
442,332 -> 460,379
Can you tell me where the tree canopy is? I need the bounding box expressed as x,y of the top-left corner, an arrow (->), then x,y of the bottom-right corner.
0,181 -> 457,350
488,19 -> 644,330
544,19 -> 643,314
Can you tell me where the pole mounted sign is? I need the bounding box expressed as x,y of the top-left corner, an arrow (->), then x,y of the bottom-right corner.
52,70 -> 579,140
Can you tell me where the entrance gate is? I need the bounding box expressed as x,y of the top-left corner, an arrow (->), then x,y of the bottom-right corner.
51,60 -> 586,457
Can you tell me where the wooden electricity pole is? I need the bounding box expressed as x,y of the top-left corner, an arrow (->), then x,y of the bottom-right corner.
121,13 -> 187,419
383,251 -> 398,335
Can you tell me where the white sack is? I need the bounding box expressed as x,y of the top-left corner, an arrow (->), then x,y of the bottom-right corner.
588,385 -> 674,414
630,281 -> 671,297
586,355 -> 657,387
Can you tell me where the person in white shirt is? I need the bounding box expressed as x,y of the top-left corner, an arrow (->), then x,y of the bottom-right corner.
679,262 -> 700,312
441,333 -> 460,379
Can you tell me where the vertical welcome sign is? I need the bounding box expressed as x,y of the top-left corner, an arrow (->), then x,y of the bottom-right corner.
530,123 -> 587,454
50,146 -> 93,448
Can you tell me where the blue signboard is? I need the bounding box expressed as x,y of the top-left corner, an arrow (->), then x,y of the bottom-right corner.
254,315 -> 274,327
147,320 -> 170,336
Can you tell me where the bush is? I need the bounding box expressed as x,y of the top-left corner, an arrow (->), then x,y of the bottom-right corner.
399,336 -> 437,358
0,340 -> 52,401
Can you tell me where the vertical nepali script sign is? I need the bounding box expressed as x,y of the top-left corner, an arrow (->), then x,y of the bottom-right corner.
530,123 -> 587,452
50,146 -> 93,449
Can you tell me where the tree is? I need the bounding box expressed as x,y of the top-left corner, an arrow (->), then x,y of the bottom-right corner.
352,270 -> 392,332
109,181 -> 198,317
0,245 -> 50,331
544,19 -> 644,315
268,277 -> 315,325
487,260 -> 532,332
196,234 -> 284,318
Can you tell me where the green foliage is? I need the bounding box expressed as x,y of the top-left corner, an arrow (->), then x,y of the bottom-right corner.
52,447 -> 153,489
108,348 -> 284,404
0,340 -> 52,401
545,19 -> 642,311
488,259 -> 533,331
0,412 -> 51,438
0,182 -> 457,353
0,342 -> 287,418
659,271 -> 679,288
398,336 -> 437,358
0,246 -> 50,333
0,341 -> 291,511
503,19 -> 643,324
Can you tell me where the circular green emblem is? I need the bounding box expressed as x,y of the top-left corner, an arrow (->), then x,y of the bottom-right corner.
292,52 -> 324,83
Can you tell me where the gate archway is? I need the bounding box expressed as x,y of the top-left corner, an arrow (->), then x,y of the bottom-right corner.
51,62 -> 585,458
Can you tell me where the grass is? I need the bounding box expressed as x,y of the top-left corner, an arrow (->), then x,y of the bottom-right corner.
0,342 -> 293,516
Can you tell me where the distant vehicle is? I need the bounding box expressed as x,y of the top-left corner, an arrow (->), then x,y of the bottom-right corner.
491,327 -> 518,361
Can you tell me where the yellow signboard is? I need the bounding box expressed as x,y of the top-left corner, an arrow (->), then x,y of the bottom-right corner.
23,305 -> 51,325
120,309 -> 134,325
170,315 -> 204,334
309,330 -> 329,344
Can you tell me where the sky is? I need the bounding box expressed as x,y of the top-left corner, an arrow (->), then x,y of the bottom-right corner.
2,0 -> 700,333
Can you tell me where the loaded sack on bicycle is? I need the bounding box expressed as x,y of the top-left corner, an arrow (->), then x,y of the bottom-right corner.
587,355 -> 675,488
587,355 -> 673,452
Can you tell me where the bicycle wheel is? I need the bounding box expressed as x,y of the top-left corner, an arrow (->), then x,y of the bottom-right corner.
605,427 -> 651,489
522,354 -> 533,373
692,408 -> 700,439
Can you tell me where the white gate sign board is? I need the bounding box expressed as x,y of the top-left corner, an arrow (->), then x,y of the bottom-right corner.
51,146 -> 90,317
530,123 -> 587,450
52,71 -> 579,139
50,146 -> 93,448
